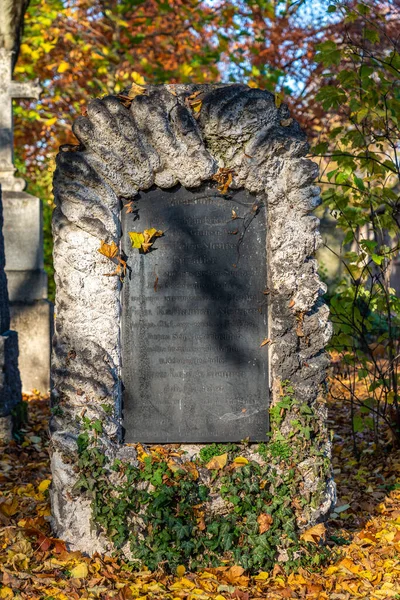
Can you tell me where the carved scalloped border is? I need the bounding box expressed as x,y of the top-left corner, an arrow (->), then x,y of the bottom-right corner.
50,84 -> 333,552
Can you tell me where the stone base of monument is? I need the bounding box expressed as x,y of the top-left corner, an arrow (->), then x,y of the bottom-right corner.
10,301 -> 52,392
50,84 -> 335,569
2,191 -> 51,393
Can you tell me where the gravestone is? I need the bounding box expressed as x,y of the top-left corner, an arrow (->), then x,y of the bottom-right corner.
122,185 -> 268,443
0,184 -> 22,441
51,84 -> 334,557
0,47 -> 51,392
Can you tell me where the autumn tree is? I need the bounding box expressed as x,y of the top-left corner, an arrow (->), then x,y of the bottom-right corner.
313,0 -> 400,449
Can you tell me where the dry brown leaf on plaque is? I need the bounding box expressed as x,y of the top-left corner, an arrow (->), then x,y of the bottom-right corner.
288,299 -> 295,308
260,338 -> 271,347
300,523 -> 326,544
257,513 -> 273,534
98,240 -> 126,279
117,82 -> 147,108
118,256 -> 126,277
212,167 -> 237,194
103,260 -> 127,279
190,99 -> 203,114
129,228 -> 163,253
185,90 -> 203,117
98,240 -> 119,259
206,453 -> 228,470
125,201 -> 135,214
275,91 -> 284,108
231,209 -> 238,220
127,81 -> 147,99
296,312 -> 305,337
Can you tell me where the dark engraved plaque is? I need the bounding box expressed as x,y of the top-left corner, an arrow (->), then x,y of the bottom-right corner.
121,185 -> 269,443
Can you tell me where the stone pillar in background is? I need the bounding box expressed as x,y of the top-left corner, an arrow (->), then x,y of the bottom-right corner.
0,184 -> 22,441
0,48 -> 51,392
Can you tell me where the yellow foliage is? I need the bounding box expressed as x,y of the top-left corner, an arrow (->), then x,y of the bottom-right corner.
19,43 -> 31,55
233,456 -> 249,465
176,564 -> 186,577
128,229 -> 163,253
57,61 -> 70,73
132,71 -> 146,85
70,562 -> 89,579
170,577 -> 196,590
206,453 -> 228,470
300,523 -> 326,544
38,479 -> 51,493
254,571 -> 269,581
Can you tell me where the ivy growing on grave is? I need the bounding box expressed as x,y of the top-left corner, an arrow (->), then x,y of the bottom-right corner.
72,382 -> 332,573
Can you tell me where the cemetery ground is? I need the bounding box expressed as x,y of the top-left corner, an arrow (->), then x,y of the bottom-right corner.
1,376 -> 400,600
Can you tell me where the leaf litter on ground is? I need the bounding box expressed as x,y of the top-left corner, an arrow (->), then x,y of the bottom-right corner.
2,374 -> 400,598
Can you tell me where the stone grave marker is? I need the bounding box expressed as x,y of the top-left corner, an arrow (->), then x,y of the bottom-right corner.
51,84 -> 334,557
0,47 -> 51,393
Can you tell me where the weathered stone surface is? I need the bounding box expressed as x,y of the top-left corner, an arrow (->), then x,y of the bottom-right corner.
2,191 -> 51,391
122,185 -> 269,443
6,269 -> 48,302
0,48 -> 41,192
51,84 -> 334,553
2,192 -> 44,272
10,300 -> 51,392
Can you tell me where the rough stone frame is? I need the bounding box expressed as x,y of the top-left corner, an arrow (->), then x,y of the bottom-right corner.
51,84 -> 334,553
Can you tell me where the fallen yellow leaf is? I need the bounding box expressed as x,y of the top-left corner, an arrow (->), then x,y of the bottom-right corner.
129,229 -> 163,253
38,479 -> 51,493
0,497 -> 19,517
129,231 -> 145,249
254,571 -> 269,581
98,240 -> 119,259
176,564 -> 185,577
233,456 -> 249,465
300,523 -> 325,544
206,453 -> 228,470
70,562 -> 89,579
170,577 -> 196,590
127,81 -> 147,99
